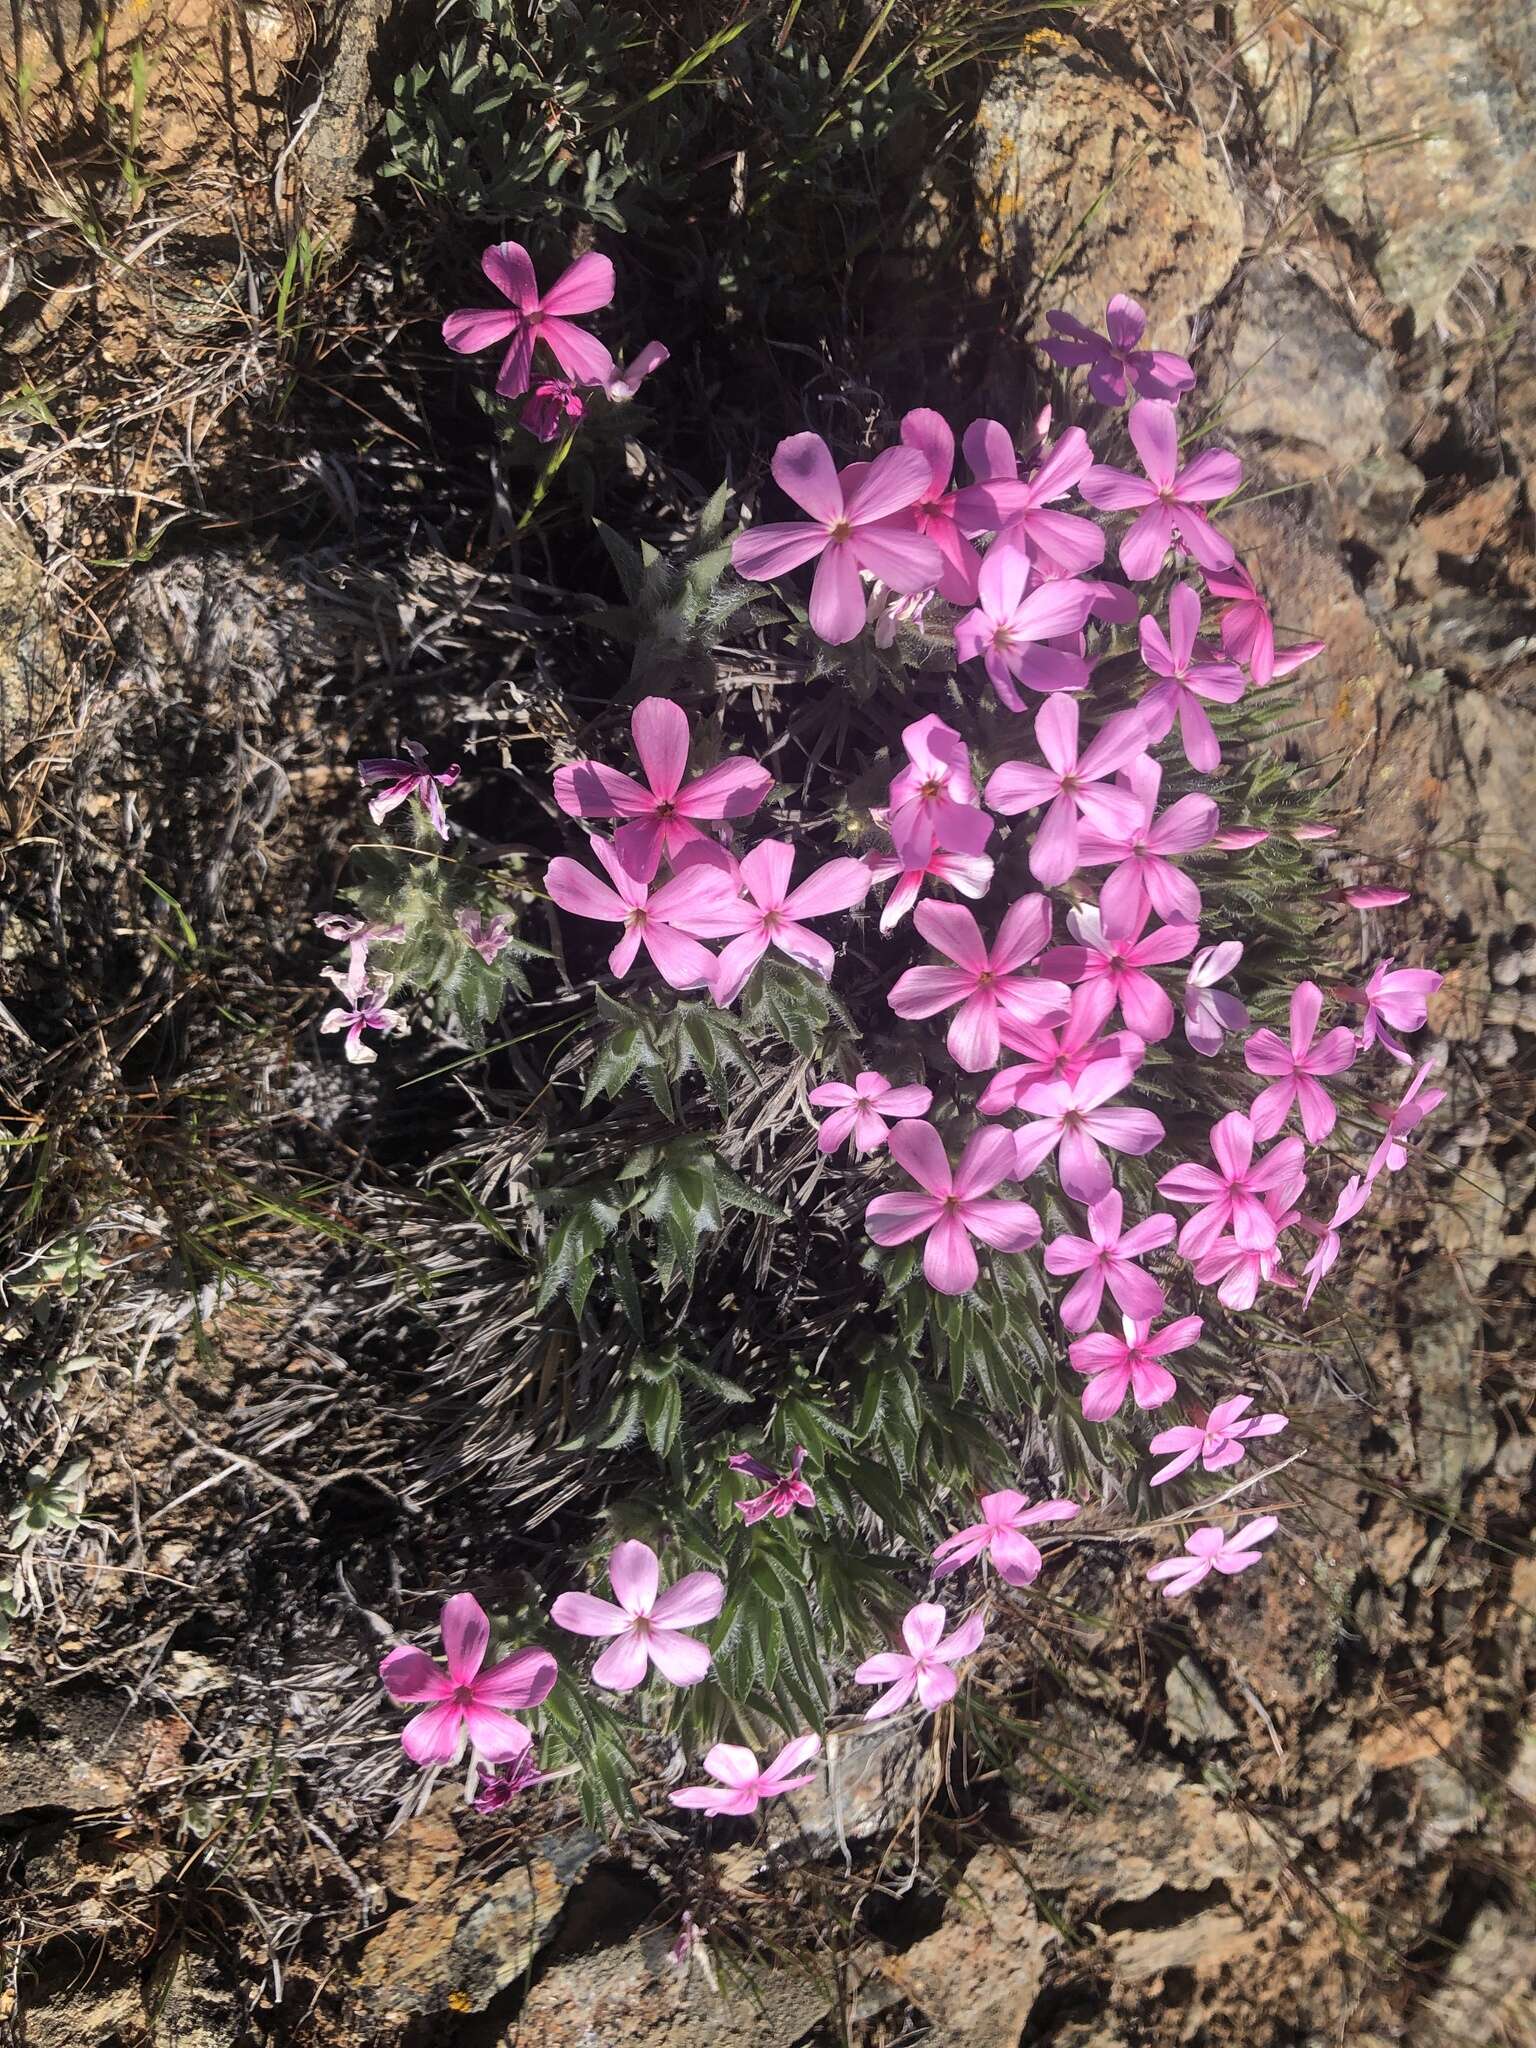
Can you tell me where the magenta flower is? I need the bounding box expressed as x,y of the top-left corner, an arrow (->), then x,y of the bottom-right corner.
1156,1110 -> 1306,1258
865,1121 -> 1041,1296
952,545 -> 1098,708
887,897 -> 1070,1072
1148,1395 -> 1288,1486
1039,901 -> 1200,1043
1068,1312 -> 1201,1422
1138,583 -> 1246,774
696,839 -> 871,1005
1146,1518 -> 1278,1599
1041,295 -> 1196,408
359,740 -> 461,840
315,912 -> 405,998
855,1601 -> 985,1720
1342,885 -> 1411,910
1044,1190 -> 1174,1331
865,844 -> 994,934
320,976 -> 406,1064
931,1491 -> 1079,1587
957,424 -> 1105,575
1080,400 -> 1242,581
550,1539 -> 724,1692
1213,825 -> 1270,852
599,340 -> 669,402
887,714 -> 994,864
808,1070 -> 933,1156
1008,1056 -> 1165,1203
553,697 -> 772,883
1352,958 -> 1442,1063
1191,1178 -> 1303,1312
990,985 -> 1146,1095
1243,981 -> 1357,1143
727,1446 -> 816,1522
379,1593 -> 557,1767
898,408 -> 984,603
456,908 -> 514,965
1366,1059 -> 1446,1182
521,376 -> 585,442
1204,561 -> 1324,687
1077,754 -> 1219,927
1300,1173 -> 1371,1307
544,837 -> 725,991
670,1733 -> 822,1816
1183,941 -> 1248,1056
730,433 -> 942,645
983,697 -> 1149,887
443,241 -> 615,398
473,1749 -> 548,1811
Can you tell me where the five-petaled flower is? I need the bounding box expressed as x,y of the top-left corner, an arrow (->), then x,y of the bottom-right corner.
1351,958 -> 1442,1064
358,740 -> 461,840
1080,400 -> 1241,582
1005,1056 -> 1164,1204
551,1540 -> 724,1691
669,1734 -> 822,1816
380,1592 -> 557,1767
694,839 -> 872,1006
1243,981 -> 1357,1143
1137,582 -> 1246,775
931,1490 -> 1079,1587
544,836 -> 729,991
1148,1395 -> 1288,1486
952,546 -> 1097,708
1146,1518 -> 1278,1598
887,714 -> 993,865
888,897 -> 1070,1073
1156,1111 -> 1306,1259
320,975 -> 406,1064
1069,1312 -> 1202,1422
855,1601 -> 985,1720
1041,295 -> 1196,408
1039,901 -> 1199,1044
983,697 -> 1149,888
808,1070 -> 933,1156
443,241 -> 615,398
456,908 -> 515,965
1044,1190 -> 1175,1333
865,1120 -> 1041,1296
1077,754 -> 1220,928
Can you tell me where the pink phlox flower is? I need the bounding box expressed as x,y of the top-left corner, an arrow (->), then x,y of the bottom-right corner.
473,1749 -> 548,1811
931,1490 -> 1079,1588
1352,957 -> 1443,1063
865,844 -> 994,934
1366,1059 -> 1446,1182
1146,1518 -> 1278,1598
727,1445 -> 817,1522
855,1601 -> 986,1720
1148,1394 -> 1288,1486
887,714 -> 994,864
1204,561 -> 1325,687
1292,823 -> 1338,843
1299,1172 -> 1371,1307
952,544 -> 1098,708
1080,400 -> 1242,581
991,983 -> 1146,1096
670,1733 -> 822,1816
983,696 -> 1149,887
1041,296 -> 1197,408
868,580 -> 939,648
443,241 -> 615,398
1156,1109 -> 1306,1259
898,408 -> 985,604
1044,1189 -> 1175,1332
865,1120 -> 1041,1296
1038,900 -> 1200,1043
956,423 -> 1105,576
599,339 -> 669,401
1076,752 -> 1219,926
1212,825 -> 1270,851
808,1069 -> 933,1156
315,912 -> 406,998
1068,1312 -> 1201,1422
550,1539 -> 724,1692
320,975 -> 406,1064
1243,980 -> 1357,1143
887,896 -> 1070,1072
1007,1056 -> 1165,1204
521,376 -> 585,442
553,696 -> 772,883
1190,1173 -> 1305,1310
669,1912 -> 710,1976
456,907 -> 514,965
1137,582 -> 1246,774
694,839 -> 871,1005
379,1592 -> 557,1768
359,740 -> 461,840
730,432 -> 942,646
1183,941 -> 1249,1056
1341,886 -> 1411,910
544,835 -> 727,992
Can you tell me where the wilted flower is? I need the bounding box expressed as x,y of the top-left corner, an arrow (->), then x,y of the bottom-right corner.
358,740 -> 461,840
320,976 -> 406,1064
456,908 -> 514,965
728,1445 -> 816,1522
473,1748 -> 548,1811
520,376 -> 586,442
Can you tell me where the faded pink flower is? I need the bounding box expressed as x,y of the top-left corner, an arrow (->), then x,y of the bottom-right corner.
1080,400 -> 1242,581
865,844 -> 994,934
952,545 -> 1098,708
1204,561 -> 1324,687
550,1540 -> 724,1692
1300,1173 -> 1371,1307
320,975 -> 406,1064
1342,886 -> 1411,910
1148,1395 -> 1288,1486
521,376 -> 585,442
473,1749 -> 548,1811
730,433 -> 942,645
957,424 -> 1105,575
1076,753 -> 1219,926
599,340 -> 669,401
456,907 -> 514,965
1243,981 -> 1357,1143
670,1734 -> 822,1816
1138,583 -> 1246,774
983,697 -> 1149,887
1007,1056 -> 1165,1203
855,1601 -> 985,1720
553,697 -> 772,883
1041,295 -> 1196,407
1183,942 -> 1248,1056
359,740 -> 461,840
1038,901 -> 1200,1044
931,1491 -> 1079,1587
379,1592 -> 557,1767
544,837 -> 725,991
1352,958 -> 1443,1064
315,912 -> 406,998
898,408 -> 984,604
1156,1110 -> 1306,1258
728,1446 -> 816,1522
1366,1059 -> 1446,1182
1068,1312 -> 1201,1422
1044,1189 -> 1175,1331
1146,1518 -> 1278,1598
697,839 -> 870,1005
808,1070 -> 933,1156
1191,1171 -> 1305,1310
888,897 -> 1070,1072
865,1120 -> 1041,1296
991,984 -> 1145,1092
443,241 -> 615,398
1212,825 -> 1270,852
887,714 -> 994,864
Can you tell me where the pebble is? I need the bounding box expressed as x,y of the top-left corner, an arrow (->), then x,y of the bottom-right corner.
1479,1025 -> 1518,1068
1491,946 -> 1522,987
1521,944 -> 1536,981
1453,1115 -> 1491,1151
1519,992 -> 1536,1034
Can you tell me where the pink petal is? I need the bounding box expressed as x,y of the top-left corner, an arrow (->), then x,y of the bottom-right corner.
901,406 -> 956,493
401,1701 -> 466,1766
440,1592 -> 490,1687
946,990 -> 1002,1072
915,1663 -> 960,1711
772,432 -> 844,522
591,1629 -> 652,1691
643,923 -> 720,992
924,1210 -> 979,1294
985,759 -> 1061,814
1104,294 -> 1146,349
608,1540 -> 660,1617
845,444 -> 935,525
647,1628 -> 713,1686
953,1124 -> 1021,1199
853,523 -> 945,593
961,1197 -> 1041,1253
1174,447 -> 1243,503
538,250 -> 615,316
379,1645 -> 453,1705
1119,503 -> 1176,582
887,1118 -> 955,1198
1079,463 -> 1157,513
676,757 -> 773,820
539,317 -> 614,385
732,521 -> 831,581
462,1703 -> 535,1763
783,856 -> 872,920
888,965 -> 978,1019
481,240 -> 538,308
913,899 -> 989,973
867,1191 -> 946,1246
551,1591 -> 632,1639
1127,399 -> 1179,488
863,1673 -> 918,1721
809,542 -> 868,645
474,1647 -> 558,1710
631,697 -> 689,801
650,1571 -> 726,1628
443,306 -> 520,354
545,854 -> 628,924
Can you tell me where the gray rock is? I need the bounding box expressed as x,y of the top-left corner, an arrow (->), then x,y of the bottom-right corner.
1165,1655 -> 1241,1745
1479,1025 -> 1517,1069
767,1715 -> 928,1856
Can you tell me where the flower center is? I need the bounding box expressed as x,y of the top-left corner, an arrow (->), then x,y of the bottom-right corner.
828,517 -> 854,543
919,776 -> 945,801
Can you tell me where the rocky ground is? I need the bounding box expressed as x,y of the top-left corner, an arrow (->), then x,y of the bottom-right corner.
2,3 -> 1534,2045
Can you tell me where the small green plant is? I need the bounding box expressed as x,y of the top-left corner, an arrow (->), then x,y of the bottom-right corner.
8,1458 -> 89,1545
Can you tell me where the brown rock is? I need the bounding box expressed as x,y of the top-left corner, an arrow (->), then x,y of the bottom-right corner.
878,1844 -> 1055,2047
0,1697 -> 186,1819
